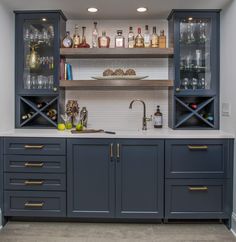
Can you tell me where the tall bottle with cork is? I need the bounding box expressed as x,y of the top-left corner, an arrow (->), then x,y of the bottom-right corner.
154,105 -> 163,128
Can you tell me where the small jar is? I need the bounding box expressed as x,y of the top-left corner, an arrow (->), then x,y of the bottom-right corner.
115,30 -> 125,48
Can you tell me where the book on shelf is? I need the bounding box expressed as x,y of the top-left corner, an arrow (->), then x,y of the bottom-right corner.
60,59 -> 73,80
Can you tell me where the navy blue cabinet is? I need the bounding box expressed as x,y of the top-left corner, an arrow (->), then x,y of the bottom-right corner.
116,139 -> 164,218
67,139 -> 164,219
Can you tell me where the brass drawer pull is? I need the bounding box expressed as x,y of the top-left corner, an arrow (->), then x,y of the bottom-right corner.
188,186 -> 208,191
25,202 -> 44,208
24,162 -> 44,168
110,143 -> 114,159
24,145 -> 44,149
117,144 -> 120,159
188,145 -> 208,150
24,180 -> 44,185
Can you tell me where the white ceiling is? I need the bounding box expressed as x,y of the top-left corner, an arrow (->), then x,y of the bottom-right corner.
2,0 -> 232,19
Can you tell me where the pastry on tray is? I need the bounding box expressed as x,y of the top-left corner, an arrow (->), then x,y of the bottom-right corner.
103,69 -> 114,76
113,68 -> 125,76
125,68 -> 136,76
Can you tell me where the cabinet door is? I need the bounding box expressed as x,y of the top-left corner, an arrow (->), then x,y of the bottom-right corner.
67,139 -> 115,218
116,139 -> 164,218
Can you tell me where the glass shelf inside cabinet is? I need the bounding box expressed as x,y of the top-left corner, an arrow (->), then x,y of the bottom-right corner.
23,20 -> 55,91
179,17 -> 211,91
175,96 -> 215,129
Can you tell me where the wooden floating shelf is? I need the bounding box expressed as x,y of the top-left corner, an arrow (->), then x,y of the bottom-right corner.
60,48 -> 174,59
60,79 -> 174,90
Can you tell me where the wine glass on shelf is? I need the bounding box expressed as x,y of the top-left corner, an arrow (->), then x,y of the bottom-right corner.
181,78 -> 189,90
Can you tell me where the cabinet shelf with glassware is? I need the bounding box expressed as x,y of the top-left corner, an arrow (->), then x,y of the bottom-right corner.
168,10 -> 220,129
15,10 -> 66,128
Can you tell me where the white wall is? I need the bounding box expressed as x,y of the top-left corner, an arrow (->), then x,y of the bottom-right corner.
0,2 -> 15,131
220,0 -> 236,233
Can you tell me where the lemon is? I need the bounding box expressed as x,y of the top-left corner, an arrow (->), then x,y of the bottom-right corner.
76,123 -> 83,131
65,122 -> 73,130
57,123 -> 66,131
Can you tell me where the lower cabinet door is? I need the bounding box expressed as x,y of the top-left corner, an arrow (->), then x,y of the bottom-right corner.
165,179 -> 228,219
67,139 -> 115,218
116,139 -> 164,218
4,191 -> 66,217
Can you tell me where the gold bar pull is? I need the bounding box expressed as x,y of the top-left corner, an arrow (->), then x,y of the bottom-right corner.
24,180 -> 44,185
25,202 -> 44,208
188,145 -> 208,150
24,145 -> 44,149
188,186 -> 208,191
24,162 -> 44,168
110,143 -> 114,159
117,144 -> 120,159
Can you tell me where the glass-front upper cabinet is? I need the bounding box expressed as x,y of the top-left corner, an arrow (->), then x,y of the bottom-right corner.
168,11 -> 220,95
15,12 -> 66,94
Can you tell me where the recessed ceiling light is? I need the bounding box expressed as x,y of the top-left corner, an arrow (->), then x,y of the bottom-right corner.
188,17 -> 193,21
137,7 -> 147,13
42,18 -> 47,21
88,7 -> 98,13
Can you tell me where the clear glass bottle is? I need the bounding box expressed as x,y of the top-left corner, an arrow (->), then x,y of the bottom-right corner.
98,31 -> 110,48
159,30 -> 166,48
62,31 -> 73,48
135,27 -> 144,48
72,25 -> 80,48
144,25 -> 151,48
115,30 -> 125,48
151,27 -> 159,48
78,27 -> 90,48
92,22 -> 98,48
128,26 -> 135,48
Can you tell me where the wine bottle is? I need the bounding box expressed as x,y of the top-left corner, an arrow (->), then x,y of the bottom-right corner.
46,109 -> 57,119
22,111 -> 35,120
36,101 -> 47,109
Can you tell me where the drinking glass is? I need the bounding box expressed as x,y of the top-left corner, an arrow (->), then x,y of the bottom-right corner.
43,76 -> 49,89
191,78 -> 198,90
48,75 -> 54,89
181,78 -> 189,90
37,75 -> 43,89
31,75 -> 37,89
24,74 -> 31,89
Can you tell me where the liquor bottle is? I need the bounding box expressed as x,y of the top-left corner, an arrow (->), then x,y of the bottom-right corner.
72,25 -> 80,48
62,31 -> 73,48
128,27 -> 135,48
144,25 -> 151,48
92,22 -> 98,48
151,27 -> 159,48
36,101 -> 47,109
154,105 -> 163,128
159,30 -> 166,48
98,31 -> 110,48
135,28 -> 144,48
115,30 -> 125,48
46,109 -> 57,120
78,27 -> 90,48
22,111 -> 35,120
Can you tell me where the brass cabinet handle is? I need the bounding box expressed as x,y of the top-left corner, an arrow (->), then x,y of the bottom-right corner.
188,186 -> 208,191
25,202 -> 44,208
188,145 -> 208,150
24,145 -> 44,149
24,180 -> 44,185
117,144 -> 120,159
24,162 -> 44,168
110,143 -> 114,159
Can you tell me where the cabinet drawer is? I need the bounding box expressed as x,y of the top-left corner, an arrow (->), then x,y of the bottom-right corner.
4,173 -> 66,191
4,138 -> 66,155
165,179 -> 227,219
4,155 -> 66,173
165,139 -> 229,178
4,191 -> 66,217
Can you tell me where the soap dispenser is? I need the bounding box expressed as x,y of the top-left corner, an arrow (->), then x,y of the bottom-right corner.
154,105 -> 163,128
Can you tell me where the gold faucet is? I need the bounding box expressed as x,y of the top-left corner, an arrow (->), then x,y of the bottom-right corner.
129,99 -> 152,130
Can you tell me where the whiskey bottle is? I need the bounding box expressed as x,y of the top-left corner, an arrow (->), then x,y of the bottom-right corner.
128,27 -> 135,48
78,27 -> 90,48
22,111 -> 35,120
159,30 -> 166,48
98,31 -> 110,48
92,22 -> 98,48
151,27 -> 159,48
154,105 -> 163,128
144,25 -> 151,48
135,28 -> 144,48
115,30 -> 125,48
72,25 -> 80,48
62,31 -> 73,48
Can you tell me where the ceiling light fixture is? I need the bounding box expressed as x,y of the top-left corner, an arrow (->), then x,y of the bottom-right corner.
88,7 -> 98,13
42,18 -> 47,21
188,17 -> 193,21
137,7 -> 147,13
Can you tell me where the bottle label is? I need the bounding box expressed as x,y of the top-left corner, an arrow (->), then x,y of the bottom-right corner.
116,38 -> 124,47
154,116 -> 162,126
100,38 -> 108,47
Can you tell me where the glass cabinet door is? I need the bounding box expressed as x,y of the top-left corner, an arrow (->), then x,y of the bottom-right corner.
22,19 -> 56,91
178,17 -> 212,93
